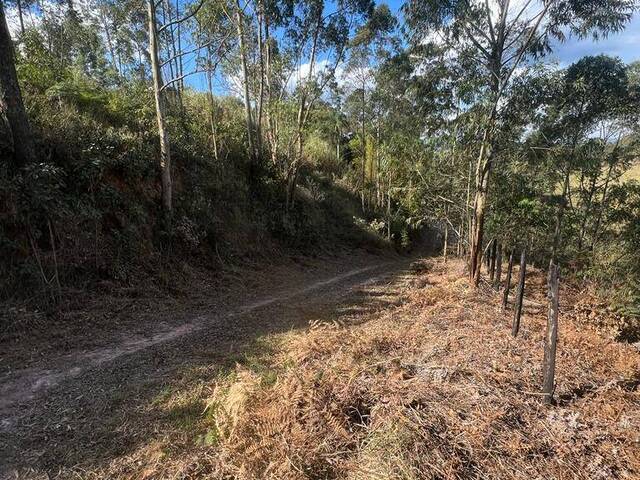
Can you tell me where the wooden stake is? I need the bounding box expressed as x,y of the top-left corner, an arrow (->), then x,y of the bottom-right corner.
511,249 -> 526,337
489,239 -> 497,281
502,251 -> 514,311
494,243 -> 502,289
443,220 -> 449,263
542,261 -> 560,404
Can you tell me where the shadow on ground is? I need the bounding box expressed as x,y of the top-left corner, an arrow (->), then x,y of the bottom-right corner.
1,260 -> 413,478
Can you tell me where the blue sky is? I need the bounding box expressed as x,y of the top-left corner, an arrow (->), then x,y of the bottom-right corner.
549,14 -> 640,66
382,0 -> 640,66
156,0 -> 640,92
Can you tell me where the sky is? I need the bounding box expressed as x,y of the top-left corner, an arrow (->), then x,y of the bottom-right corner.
549,14 -> 640,66
196,0 -> 640,94
382,0 -> 640,67
6,0 -> 640,93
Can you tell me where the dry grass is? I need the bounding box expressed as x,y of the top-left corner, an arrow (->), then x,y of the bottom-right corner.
202,259 -> 640,480
36,258 -> 639,480
621,161 -> 640,183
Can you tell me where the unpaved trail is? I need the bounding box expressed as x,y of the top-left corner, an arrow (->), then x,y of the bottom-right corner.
0,255 -> 411,478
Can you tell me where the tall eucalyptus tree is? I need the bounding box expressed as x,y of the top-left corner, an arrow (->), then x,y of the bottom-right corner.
0,0 -> 35,170
404,0 -> 636,285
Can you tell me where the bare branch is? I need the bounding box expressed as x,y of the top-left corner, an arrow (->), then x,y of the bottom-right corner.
160,69 -> 206,91
460,22 -> 491,59
485,0 -> 496,43
158,0 -> 206,35
498,4 -> 549,99
503,0 -> 536,39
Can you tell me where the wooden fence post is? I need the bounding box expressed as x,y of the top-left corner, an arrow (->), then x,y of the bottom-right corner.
542,261 -> 560,404
485,242 -> 491,271
511,249 -> 527,337
502,251 -> 515,311
443,221 -> 449,263
494,244 -> 502,289
489,240 -> 497,282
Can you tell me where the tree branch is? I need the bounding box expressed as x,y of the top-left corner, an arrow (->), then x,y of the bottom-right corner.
158,0 -> 206,35
161,69 -> 206,91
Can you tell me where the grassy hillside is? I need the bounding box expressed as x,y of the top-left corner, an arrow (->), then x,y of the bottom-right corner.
0,79 -> 393,314
622,160 -> 640,183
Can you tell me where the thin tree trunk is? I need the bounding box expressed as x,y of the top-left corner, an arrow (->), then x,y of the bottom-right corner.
160,2 -> 176,96
551,169 -> 570,264
256,1 -> 265,155
457,218 -> 464,257
387,176 -> 391,240
361,76 -> 366,213
489,239 -> 497,281
375,111 -> 380,209
542,260 -> 560,404
0,1 -> 36,169
17,0 -> 26,35
264,11 -> 278,167
443,216 -> 449,263
512,249 -> 527,337
577,173 -> 597,251
147,0 -> 172,217
47,219 -> 62,304
287,12 -> 321,211
469,116 -> 496,286
100,9 -> 120,77
176,0 -> 184,94
485,240 -> 491,271
206,56 -> 219,161
464,154 -> 472,261
590,160 -> 615,250
235,0 -> 255,164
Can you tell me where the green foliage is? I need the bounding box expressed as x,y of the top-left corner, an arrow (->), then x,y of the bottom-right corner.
3,0 -> 639,324
1,50 -> 389,304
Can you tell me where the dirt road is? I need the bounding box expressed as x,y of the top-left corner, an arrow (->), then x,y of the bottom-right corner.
0,253 -> 411,478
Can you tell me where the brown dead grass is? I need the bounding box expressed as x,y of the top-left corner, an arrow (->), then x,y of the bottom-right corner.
36,258 -> 639,480
204,259 -> 640,479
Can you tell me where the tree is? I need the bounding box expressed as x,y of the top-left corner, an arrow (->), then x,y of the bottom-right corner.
147,0 -> 173,217
344,3 -> 397,213
0,0 -> 36,170
147,0 -> 208,219
234,0 -> 257,167
404,0 -> 636,286
536,56 -> 638,262
281,0 -> 374,210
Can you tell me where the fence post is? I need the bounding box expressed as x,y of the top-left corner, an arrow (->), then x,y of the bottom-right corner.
542,261 -> 560,404
494,243 -> 502,289
502,251 -> 515,311
485,241 -> 491,271
489,240 -> 497,282
511,249 -> 527,337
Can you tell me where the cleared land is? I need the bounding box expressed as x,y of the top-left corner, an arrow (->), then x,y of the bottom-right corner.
3,257 -> 639,479
0,251 -> 404,479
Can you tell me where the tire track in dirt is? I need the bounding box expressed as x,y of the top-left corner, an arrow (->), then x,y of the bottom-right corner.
0,258 -> 409,477
0,263 -> 391,414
